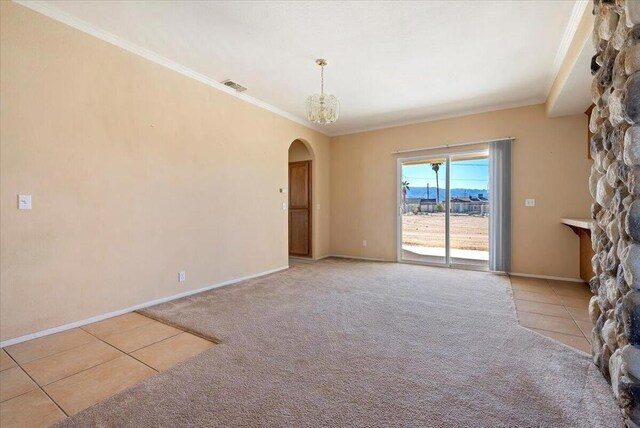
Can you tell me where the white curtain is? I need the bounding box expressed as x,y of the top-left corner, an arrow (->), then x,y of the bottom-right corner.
489,139 -> 512,272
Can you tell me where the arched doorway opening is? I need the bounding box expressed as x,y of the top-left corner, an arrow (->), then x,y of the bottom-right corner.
288,139 -> 314,258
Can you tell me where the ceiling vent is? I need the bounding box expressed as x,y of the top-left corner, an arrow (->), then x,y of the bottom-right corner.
221,79 -> 248,92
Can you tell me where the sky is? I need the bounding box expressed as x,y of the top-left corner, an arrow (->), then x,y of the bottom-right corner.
401,158 -> 489,192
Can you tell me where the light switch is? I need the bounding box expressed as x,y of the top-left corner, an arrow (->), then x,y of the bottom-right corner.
279,188 -> 287,194
18,194 -> 32,210
282,202 -> 287,210
525,198 -> 536,207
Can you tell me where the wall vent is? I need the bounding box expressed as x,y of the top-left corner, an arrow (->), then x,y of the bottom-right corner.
221,79 -> 248,92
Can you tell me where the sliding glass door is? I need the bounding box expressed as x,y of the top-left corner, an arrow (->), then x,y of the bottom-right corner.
448,153 -> 489,267
400,157 -> 448,264
398,151 -> 489,269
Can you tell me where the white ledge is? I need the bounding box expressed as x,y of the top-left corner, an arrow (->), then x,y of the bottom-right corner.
561,218 -> 592,229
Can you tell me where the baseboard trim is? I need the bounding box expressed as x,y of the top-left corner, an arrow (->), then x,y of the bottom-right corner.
0,265 -> 289,348
508,272 -> 584,283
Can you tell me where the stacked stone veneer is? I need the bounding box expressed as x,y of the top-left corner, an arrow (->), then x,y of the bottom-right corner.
590,0 -> 640,425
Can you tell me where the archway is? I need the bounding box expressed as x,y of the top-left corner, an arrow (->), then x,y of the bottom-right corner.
288,139 -> 314,258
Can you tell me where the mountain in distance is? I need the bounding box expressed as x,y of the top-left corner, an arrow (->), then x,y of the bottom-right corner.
405,187 -> 488,200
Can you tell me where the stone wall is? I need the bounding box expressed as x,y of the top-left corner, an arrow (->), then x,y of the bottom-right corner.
589,0 -> 640,425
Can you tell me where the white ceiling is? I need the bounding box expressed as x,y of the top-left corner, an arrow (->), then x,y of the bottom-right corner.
24,0 -> 579,136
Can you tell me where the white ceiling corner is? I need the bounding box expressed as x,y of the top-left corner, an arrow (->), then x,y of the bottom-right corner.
16,0 -> 582,136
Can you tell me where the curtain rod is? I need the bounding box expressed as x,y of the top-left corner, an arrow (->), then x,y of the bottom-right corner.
391,137 -> 515,155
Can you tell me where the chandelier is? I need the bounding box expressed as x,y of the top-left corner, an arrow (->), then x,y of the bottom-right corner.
305,59 -> 339,124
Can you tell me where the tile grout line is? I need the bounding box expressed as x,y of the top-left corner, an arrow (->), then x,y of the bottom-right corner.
29,346 -> 126,388
1,349 -> 69,418
3,336 -> 98,367
19,323 -> 166,415
546,278 -> 592,342
3,318 -> 165,410
2,316 -> 170,375
15,321 -> 172,415
513,297 -> 566,308
81,324 -> 161,374
548,281 -> 593,343
530,326 -> 591,341
511,279 -> 591,342
99,320 -> 185,355
1,314 -> 216,423
516,309 -> 573,319
5,337 -> 127,389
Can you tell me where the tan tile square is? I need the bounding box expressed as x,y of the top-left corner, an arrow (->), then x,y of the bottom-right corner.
82,313 -> 154,339
5,329 -> 97,365
514,299 -> 571,318
131,332 -> 214,371
531,329 -> 592,353
510,277 -> 551,293
102,321 -> 182,353
547,279 -> 588,288
22,341 -> 123,386
548,281 -> 593,298
510,276 -> 549,287
575,320 -> 594,338
518,312 -> 583,336
557,294 -> 591,309
43,355 -> 155,415
510,282 -> 555,294
0,350 -> 17,372
566,306 -> 591,323
0,389 -> 65,428
554,288 -> 593,299
512,289 -> 561,305
0,367 -> 37,402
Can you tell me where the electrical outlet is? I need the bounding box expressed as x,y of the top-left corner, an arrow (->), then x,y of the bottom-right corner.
18,194 -> 32,210
178,271 -> 186,282
362,240 -> 367,247
525,198 -> 536,207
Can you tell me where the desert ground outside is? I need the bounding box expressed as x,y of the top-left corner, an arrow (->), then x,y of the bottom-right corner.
401,213 -> 489,251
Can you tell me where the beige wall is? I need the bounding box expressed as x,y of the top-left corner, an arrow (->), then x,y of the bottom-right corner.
330,104 -> 591,279
0,2 -> 330,341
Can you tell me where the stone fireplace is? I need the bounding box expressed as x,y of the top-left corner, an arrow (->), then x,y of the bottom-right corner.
589,0 -> 640,425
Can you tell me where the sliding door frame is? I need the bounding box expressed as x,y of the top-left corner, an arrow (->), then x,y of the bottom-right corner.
396,149 -> 489,271
396,153 -> 450,267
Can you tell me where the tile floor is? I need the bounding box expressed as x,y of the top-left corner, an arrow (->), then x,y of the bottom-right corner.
0,312 -> 215,428
510,276 -> 593,353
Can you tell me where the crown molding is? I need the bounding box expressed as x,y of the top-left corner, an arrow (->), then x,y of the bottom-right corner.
13,0 -> 329,137
331,98 -> 543,138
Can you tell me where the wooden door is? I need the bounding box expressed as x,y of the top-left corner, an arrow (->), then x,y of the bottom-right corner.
289,161 -> 311,257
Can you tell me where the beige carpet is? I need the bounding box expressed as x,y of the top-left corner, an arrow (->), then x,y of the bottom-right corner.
57,258 -> 622,427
